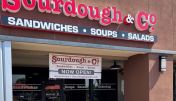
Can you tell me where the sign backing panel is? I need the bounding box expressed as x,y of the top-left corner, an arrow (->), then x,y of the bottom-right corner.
49,53 -> 102,79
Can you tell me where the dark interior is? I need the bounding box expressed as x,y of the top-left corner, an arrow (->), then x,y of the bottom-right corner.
12,67 -> 118,101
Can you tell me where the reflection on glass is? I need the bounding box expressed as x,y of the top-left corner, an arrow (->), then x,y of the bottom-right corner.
12,67 -> 121,101
13,74 -> 26,84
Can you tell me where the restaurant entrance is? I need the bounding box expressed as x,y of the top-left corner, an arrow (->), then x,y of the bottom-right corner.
13,67 -> 120,101
11,42 -> 130,101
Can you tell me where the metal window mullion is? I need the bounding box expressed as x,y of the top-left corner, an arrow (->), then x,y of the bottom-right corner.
3,41 -> 12,101
0,41 -> 4,101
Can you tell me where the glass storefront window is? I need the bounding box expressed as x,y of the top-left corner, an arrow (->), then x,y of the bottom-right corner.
12,67 -> 123,101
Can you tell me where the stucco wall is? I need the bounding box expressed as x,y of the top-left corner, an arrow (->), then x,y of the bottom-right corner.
0,0 -> 175,50
124,54 -> 173,101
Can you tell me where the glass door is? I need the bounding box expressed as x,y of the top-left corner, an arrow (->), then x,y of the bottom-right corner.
64,79 -> 87,101
13,67 -> 120,101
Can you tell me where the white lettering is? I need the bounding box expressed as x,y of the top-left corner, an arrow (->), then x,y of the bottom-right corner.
91,28 -> 117,38
16,18 -> 24,26
128,33 -> 155,42
33,20 -> 40,28
73,26 -> 78,33
8,17 -> 16,25
40,22 -> 52,30
24,19 -> 32,28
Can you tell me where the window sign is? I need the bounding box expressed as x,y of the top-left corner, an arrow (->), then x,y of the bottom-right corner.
49,53 -> 102,79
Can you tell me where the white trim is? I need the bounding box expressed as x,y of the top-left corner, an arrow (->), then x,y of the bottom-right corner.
0,35 -> 175,55
3,41 -> 12,101
0,41 -> 4,101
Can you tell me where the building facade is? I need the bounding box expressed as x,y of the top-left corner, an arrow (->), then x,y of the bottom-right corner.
0,0 -> 175,101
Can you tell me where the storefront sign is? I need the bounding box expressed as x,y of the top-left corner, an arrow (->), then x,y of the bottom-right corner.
1,16 -> 157,42
13,84 -> 42,91
45,85 -> 61,90
45,84 -> 61,100
49,53 -> 102,79
64,84 -> 117,91
2,0 -> 156,32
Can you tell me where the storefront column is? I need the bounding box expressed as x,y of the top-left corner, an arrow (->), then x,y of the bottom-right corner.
2,41 -> 12,101
124,54 -> 173,101
0,41 -> 4,101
